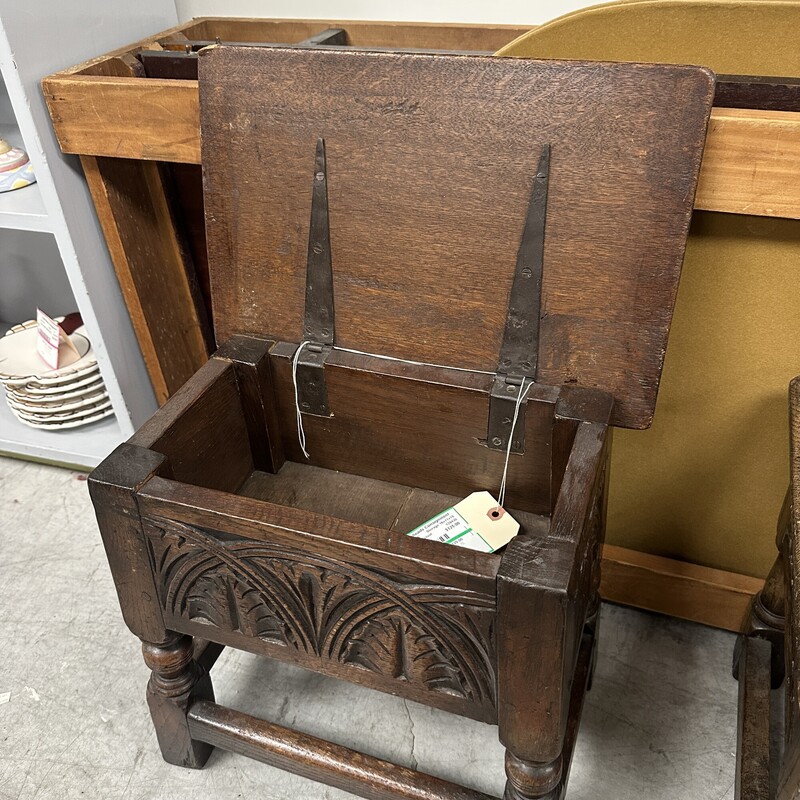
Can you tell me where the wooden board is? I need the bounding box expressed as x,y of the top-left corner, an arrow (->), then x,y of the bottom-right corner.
199,47 -> 713,428
40,69 -> 800,221
600,544 -> 762,631
80,155 -> 210,401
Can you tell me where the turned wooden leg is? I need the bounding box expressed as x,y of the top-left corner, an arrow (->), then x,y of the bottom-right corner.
504,752 -> 562,800
734,547 -> 786,688
142,633 -> 215,768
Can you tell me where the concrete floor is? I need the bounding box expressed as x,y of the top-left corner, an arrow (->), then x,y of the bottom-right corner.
0,456 -> 738,799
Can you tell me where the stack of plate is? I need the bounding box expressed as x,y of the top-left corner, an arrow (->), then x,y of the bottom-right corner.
0,318 -> 113,430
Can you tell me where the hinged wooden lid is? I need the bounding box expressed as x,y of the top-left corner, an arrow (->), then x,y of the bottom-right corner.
199,46 -> 713,428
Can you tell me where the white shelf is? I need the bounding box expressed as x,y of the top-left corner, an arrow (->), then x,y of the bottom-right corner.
0,3 -> 176,469
0,121 -> 49,232
0,181 -> 49,231
0,396 -> 122,469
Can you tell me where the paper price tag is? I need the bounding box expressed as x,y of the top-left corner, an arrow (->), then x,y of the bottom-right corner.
36,309 -> 79,370
407,491 -> 520,553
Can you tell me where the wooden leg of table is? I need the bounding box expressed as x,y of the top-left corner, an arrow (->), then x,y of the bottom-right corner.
142,633 -> 215,768
734,512 -> 787,687
81,155 -> 210,403
503,753 -> 561,800
734,636 -> 772,800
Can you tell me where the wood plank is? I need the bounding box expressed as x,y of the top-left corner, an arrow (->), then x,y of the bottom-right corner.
44,76 -> 200,164
187,700 -> 495,800
735,636 -> 773,800
239,462 -> 551,537
201,48 -> 711,429
267,350 -> 556,517
601,544 -> 764,632
186,17 -> 527,52
79,155 -> 209,401
696,107 -> 800,218
43,72 -> 800,221
138,476 -> 502,591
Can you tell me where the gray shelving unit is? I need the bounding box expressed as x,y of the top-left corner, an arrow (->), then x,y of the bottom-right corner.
0,0 -> 179,468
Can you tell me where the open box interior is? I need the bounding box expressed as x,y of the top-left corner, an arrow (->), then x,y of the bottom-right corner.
131,345 -> 564,573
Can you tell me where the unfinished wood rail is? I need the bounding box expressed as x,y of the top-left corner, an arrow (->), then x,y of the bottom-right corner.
42,72 -> 800,220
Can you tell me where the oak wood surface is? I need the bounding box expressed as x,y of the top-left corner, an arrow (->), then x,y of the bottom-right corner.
498,421 -> 608,768
138,474 -> 505,723
87,443 -> 170,643
187,700 -> 495,800
600,543 -> 763,632
42,71 -> 800,222
200,47 -> 712,429
735,635 -> 773,800
240,462 -> 551,538
184,17 -> 527,52
214,336 -> 284,473
777,376 -> 800,800
138,477 -> 502,592
268,347 -> 556,516
80,155 -> 209,402
132,361 -> 252,493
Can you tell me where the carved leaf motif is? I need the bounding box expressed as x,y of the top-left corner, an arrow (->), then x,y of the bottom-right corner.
186,570 -> 290,645
144,517 -> 497,709
343,613 -> 468,697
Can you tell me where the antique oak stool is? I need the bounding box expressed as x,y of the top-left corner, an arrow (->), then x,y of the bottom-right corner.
89,47 -> 713,799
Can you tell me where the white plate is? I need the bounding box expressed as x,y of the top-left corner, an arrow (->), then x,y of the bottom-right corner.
3,359 -> 99,388
7,372 -> 104,396
4,363 -> 101,390
15,397 -> 112,423
6,377 -> 105,403
0,319 -> 96,382
8,403 -> 114,430
6,388 -> 108,413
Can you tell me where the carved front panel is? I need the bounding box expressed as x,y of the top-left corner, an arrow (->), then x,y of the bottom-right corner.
143,517 -> 497,717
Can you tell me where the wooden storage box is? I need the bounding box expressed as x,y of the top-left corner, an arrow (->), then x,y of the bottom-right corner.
89,46 -> 713,799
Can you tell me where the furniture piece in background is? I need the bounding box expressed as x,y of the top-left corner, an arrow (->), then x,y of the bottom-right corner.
0,2 -> 178,468
734,376 -> 800,800
88,45 -> 712,800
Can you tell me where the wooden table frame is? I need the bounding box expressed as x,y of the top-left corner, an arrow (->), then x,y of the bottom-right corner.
43,17 -> 777,634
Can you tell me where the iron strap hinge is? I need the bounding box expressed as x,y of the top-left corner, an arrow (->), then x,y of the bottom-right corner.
295,137 -> 335,417
487,144 -> 550,454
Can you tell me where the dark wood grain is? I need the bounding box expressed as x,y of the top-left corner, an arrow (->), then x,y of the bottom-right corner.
187,700 -> 495,800
716,74 -> 800,112
87,443 -> 170,642
138,488 -> 500,722
735,636 -> 772,800
80,155 -> 210,402
240,461 -> 551,537
268,346 -> 557,516
131,358 -> 252,492
87,44 -> 704,800
143,633 -> 215,769
200,47 -> 713,429
138,476 -> 501,596
497,420 -> 608,797
214,336 -> 285,473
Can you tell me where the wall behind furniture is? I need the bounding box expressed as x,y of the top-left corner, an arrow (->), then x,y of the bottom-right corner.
174,0 -> 591,25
